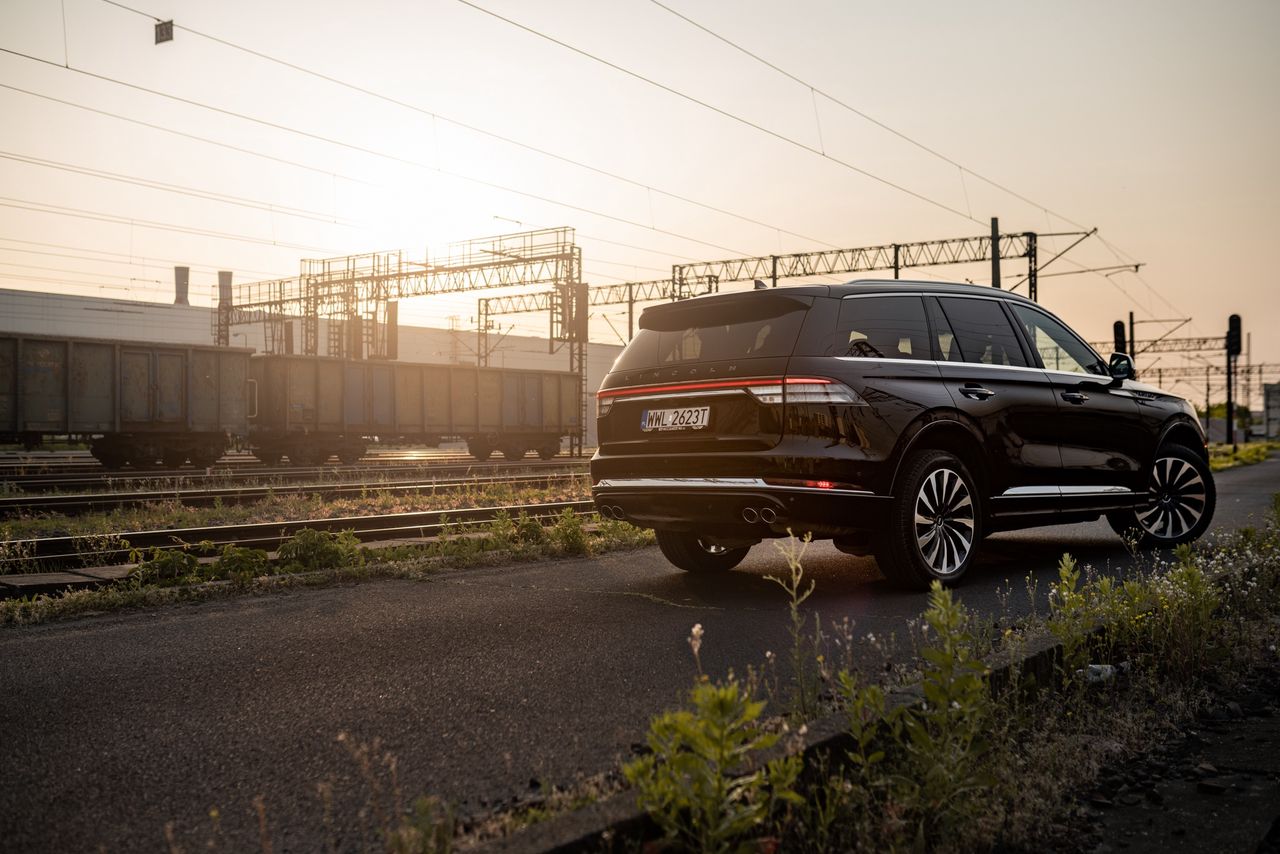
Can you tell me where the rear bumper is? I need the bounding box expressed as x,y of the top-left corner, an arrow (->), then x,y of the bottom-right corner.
592,477 -> 890,538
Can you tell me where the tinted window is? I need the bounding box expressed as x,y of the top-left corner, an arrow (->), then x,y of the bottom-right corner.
615,294 -> 809,371
936,297 -> 1029,367
818,295 -> 931,359
1011,305 -> 1107,376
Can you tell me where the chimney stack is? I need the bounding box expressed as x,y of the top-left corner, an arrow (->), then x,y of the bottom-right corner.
174,266 -> 190,305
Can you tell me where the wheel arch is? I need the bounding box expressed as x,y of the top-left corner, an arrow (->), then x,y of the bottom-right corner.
1158,417 -> 1208,461
888,414 -> 989,501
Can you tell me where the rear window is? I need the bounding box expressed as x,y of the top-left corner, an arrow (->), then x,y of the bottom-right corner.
614,294 -> 810,371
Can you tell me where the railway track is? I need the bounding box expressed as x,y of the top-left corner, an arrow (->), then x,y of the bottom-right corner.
1,499 -> 598,575
1,456 -> 591,495
0,470 -> 588,516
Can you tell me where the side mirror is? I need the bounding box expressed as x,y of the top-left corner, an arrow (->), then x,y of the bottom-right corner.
1108,352 -> 1136,382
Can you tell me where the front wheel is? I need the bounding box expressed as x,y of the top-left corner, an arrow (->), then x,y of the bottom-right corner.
655,530 -> 749,574
878,449 -> 982,589
1106,444 -> 1215,547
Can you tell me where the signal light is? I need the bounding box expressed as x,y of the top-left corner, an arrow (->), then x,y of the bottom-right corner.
1227,314 -> 1242,357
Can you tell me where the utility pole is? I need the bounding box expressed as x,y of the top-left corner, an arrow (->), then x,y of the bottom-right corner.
1227,314 -> 1242,453
1129,311 -> 1136,372
990,217 -> 1001,288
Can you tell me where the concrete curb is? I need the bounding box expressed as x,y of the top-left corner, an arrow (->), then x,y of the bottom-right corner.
471,628 -> 1070,853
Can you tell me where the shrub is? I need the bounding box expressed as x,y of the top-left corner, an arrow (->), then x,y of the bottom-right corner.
276,528 -> 363,572
212,545 -> 271,587
548,508 -> 588,556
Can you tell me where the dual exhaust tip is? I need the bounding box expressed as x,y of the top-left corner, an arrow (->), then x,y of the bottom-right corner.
598,503 -> 778,525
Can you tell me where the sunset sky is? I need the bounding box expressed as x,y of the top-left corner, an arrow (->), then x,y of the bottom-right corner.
2,0 -> 1277,399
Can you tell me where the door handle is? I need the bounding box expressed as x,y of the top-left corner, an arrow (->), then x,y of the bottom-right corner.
959,385 -> 996,400
1061,391 -> 1089,404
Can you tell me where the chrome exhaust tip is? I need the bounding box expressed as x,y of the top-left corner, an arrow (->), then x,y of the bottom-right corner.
760,507 -> 777,524
741,507 -> 759,524
611,505 -> 625,519
598,504 -> 615,519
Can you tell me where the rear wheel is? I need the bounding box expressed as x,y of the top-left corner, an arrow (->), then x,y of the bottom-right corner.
878,449 -> 982,589
1106,444 -> 1214,547
655,530 -> 749,573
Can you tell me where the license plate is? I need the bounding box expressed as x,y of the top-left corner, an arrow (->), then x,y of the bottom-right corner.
641,406 -> 710,432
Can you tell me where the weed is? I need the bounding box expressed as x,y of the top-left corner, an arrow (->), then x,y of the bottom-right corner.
277,529 -> 363,572
624,675 -> 802,853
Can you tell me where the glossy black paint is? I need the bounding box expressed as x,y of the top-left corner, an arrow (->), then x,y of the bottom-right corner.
591,280 -> 1208,545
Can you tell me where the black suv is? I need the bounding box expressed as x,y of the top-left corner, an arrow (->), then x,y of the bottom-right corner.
590,280 -> 1215,588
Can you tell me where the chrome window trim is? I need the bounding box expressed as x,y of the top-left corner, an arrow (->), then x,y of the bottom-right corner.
998,485 -> 1135,498
593,477 -> 874,496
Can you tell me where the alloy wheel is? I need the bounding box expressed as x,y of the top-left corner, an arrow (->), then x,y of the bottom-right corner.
913,467 -> 975,576
1136,454 -> 1208,541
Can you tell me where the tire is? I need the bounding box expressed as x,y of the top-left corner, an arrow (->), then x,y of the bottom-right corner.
655,530 -> 749,573
878,449 -> 982,589
1106,444 -> 1215,547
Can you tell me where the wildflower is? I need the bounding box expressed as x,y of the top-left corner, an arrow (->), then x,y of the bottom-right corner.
688,623 -> 704,658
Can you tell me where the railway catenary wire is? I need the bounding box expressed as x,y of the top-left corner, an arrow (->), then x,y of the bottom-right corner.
0,499 -> 597,576
0,470 -> 589,516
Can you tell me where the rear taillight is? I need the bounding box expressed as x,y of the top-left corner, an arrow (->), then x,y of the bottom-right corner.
595,376 -> 864,413
747,378 -> 865,406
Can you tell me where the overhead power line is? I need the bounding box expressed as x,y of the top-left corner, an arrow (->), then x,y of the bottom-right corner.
0,150 -> 353,226
453,0 -> 981,225
0,195 -> 335,252
96,0 -> 843,250
644,0 -> 1093,234
0,46 -> 754,259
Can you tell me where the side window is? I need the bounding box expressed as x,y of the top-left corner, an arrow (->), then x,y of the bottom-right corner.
936,298 -> 1029,367
826,296 -> 931,360
1011,305 -> 1108,376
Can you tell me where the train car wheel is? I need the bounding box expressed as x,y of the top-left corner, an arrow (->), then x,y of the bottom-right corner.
337,447 -> 363,465
537,440 -> 559,460
467,440 -> 494,461
501,444 -> 526,462
161,448 -> 187,468
91,445 -> 128,470
253,450 -> 282,467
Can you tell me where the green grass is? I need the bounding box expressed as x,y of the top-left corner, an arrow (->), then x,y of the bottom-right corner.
1208,440 -> 1279,471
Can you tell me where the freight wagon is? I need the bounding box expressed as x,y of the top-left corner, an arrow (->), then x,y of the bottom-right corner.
248,354 -> 581,464
0,333 -> 249,468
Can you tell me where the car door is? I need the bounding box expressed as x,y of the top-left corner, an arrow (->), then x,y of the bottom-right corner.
927,295 -> 1063,506
1007,302 -> 1150,495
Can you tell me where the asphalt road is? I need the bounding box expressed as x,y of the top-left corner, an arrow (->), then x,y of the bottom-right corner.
2,456 -> 1276,853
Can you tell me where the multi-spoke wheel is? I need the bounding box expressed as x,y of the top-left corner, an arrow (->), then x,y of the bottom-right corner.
656,530 -> 750,574
878,449 -> 983,589
1107,444 -> 1215,547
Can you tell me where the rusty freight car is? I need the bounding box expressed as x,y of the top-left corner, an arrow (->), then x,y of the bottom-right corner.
0,334 -> 250,468
248,354 -> 581,464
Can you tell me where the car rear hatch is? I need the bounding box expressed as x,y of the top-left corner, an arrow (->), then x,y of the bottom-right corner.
596,292 -> 813,454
